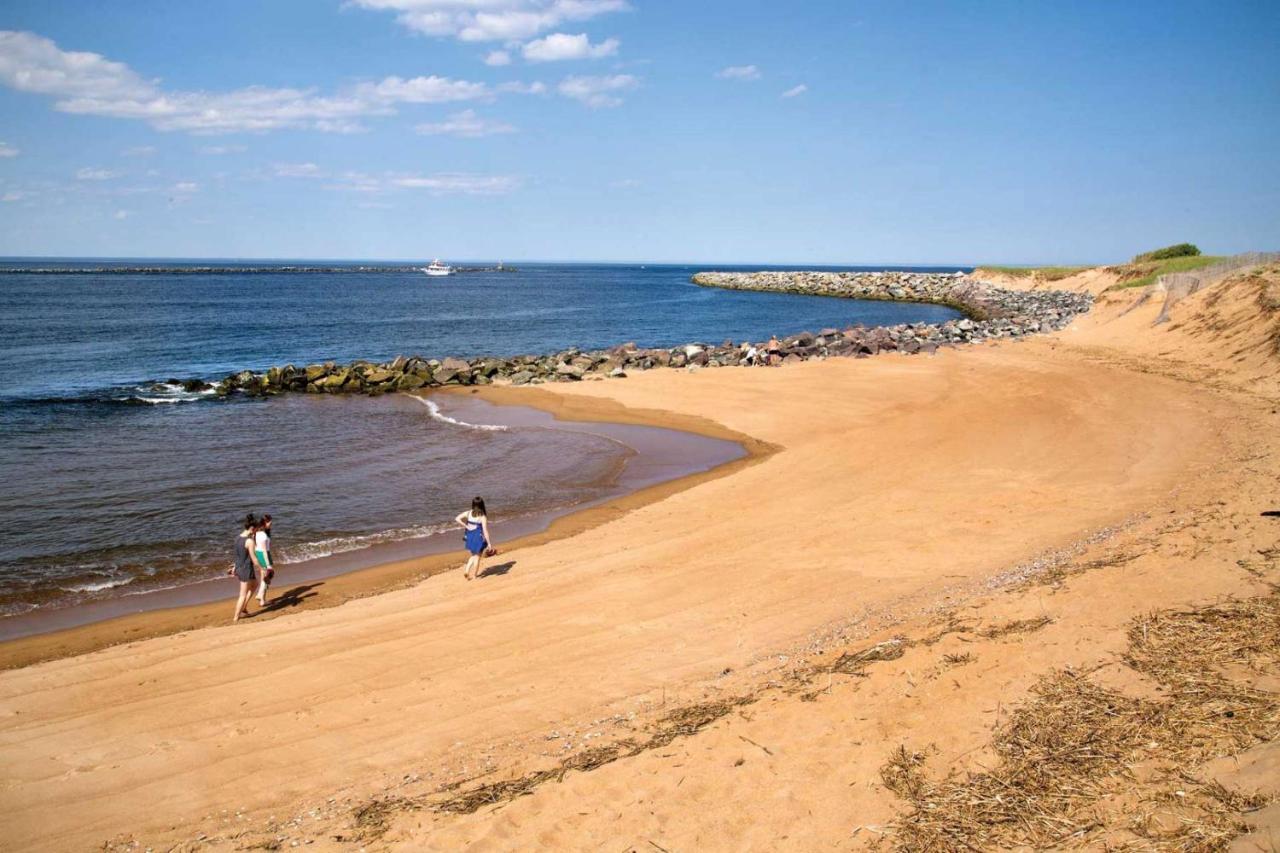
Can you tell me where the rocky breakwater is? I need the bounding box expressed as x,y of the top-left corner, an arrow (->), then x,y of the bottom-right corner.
211,271 -> 1091,398
691,270 -> 1091,332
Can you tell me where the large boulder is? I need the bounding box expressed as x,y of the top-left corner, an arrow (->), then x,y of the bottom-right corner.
440,357 -> 470,373
555,363 -> 584,380
396,374 -> 428,391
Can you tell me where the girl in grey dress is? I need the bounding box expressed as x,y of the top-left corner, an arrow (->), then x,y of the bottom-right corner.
231,514 -> 259,621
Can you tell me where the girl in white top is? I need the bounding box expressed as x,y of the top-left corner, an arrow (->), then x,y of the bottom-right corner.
254,514 -> 274,605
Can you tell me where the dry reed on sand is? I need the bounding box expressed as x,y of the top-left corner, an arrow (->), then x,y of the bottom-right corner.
979,614 -> 1053,639
429,696 -> 755,817
880,593 -> 1280,851
828,637 -> 909,675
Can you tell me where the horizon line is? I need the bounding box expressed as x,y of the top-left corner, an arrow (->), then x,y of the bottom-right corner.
0,254 -> 1104,268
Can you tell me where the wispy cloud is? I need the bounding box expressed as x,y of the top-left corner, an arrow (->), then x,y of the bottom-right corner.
113,209 -> 129,219
0,141 -> 18,157
415,109 -> 515,137
352,0 -> 629,42
392,174 -> 520,194
171,181 -> 199,193
274,162 -> 325,178
198,144 -> 248,155
328,170 -> 521,196
0,30 -> 518,134
121,145 -> 156,157
781,84 -> 808,98
355,75 -> 489,103
484,50 -> 511,67
715,64 -> 760,81
497,80 -> 548,95
558,73 -> 637,107
76,167 -> 121,180
523,33 -> 619,62
2,190 -> 29,201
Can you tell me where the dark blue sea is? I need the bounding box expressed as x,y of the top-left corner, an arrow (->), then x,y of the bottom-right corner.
0,260 -> 964,617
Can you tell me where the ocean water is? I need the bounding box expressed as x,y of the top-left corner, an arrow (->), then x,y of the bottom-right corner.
0,261 -> 964,617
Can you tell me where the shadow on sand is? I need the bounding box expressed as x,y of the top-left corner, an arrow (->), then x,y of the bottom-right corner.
479,561 -> 516,579
254,582 -> 324,616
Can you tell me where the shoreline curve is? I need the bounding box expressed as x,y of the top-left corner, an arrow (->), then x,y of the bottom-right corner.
0,389 -> 774,671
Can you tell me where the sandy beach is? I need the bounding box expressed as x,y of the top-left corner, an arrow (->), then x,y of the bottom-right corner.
2,265 -> 1279,851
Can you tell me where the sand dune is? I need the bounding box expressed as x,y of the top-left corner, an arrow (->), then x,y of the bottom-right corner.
2,266 -> 1279,851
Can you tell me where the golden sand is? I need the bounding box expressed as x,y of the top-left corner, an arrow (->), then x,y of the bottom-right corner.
2,266 -> 1278,851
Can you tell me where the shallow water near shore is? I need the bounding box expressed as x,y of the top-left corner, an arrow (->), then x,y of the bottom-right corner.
0,261 -> 960,624
0,393 -> 746,640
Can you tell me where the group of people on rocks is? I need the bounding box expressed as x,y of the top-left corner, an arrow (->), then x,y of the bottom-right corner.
229,498 -> 497,622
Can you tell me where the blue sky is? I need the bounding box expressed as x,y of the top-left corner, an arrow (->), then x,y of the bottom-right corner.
0,0 -> 1276,264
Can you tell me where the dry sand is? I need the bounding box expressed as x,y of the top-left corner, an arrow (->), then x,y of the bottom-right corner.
1,266 -> 1278,851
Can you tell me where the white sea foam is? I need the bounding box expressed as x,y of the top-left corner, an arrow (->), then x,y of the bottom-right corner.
278,521 -> 458,562
116,384 -> 217,405
410,396 -> 508,431
63,576 -> 134,593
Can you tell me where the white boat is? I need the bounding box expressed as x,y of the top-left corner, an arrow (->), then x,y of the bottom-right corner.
423,259 -> 453,276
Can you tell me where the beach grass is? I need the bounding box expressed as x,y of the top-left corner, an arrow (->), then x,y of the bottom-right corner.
975,265 -> 1092,281
1106,254 -> 1226,290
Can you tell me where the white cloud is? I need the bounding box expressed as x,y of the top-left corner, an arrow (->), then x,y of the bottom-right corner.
2,190 -> 28,201
522,33 -> 618,62
76,167 -> 121,180
781,84 -> 807,98
0,142 -> 18,157
484,50 -> 511,66
329,170 -> 520,196
497,80 -> 547,95
171,181 -> 199,192
609,178 -> 640,188
415,109 -> 515,137
391,173 -> 520,194
715,65 -> 760,81
557,73 -> 636,107
274,162 -> 324,178
356,75 -> 488,103
113,209 -> 129,219
121,145 -> 156,156
198,144 -> 247,155
0,30 -> 503,134
352,0 -> 628,42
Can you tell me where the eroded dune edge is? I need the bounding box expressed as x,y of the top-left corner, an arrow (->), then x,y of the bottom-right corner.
2,264 -> 1279,852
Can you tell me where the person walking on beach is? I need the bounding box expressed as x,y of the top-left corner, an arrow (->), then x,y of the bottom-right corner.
231,514 -> 259,621
254,513 -> 275,606
455,497 -> 494,581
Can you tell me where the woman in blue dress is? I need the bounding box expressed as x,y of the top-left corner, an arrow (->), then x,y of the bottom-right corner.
454,496 -> 494,581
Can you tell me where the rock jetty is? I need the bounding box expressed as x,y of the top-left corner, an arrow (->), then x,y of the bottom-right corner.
211,271 -> 1091,397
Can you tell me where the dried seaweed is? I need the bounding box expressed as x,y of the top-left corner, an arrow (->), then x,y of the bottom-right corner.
881,593 -> 1280,851
828,637 -> 909,674
979,615 -> 1053,639
430,696 -> 755,816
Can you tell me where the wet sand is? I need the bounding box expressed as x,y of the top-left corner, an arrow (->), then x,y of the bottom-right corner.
0,392 -> 754,667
